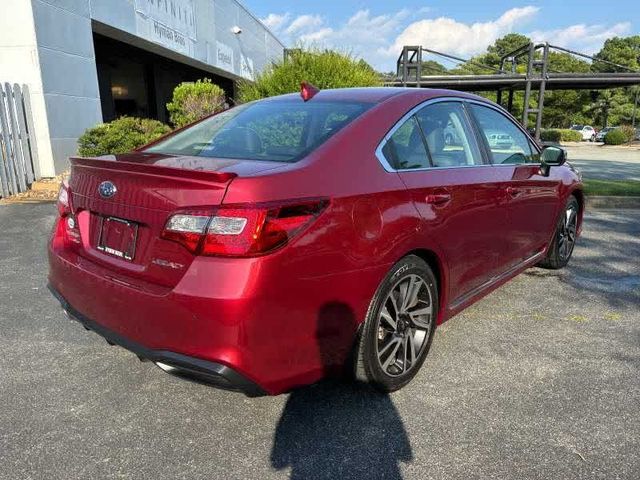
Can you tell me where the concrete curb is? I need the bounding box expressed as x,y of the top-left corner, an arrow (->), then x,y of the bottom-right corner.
585,196 -> 640,210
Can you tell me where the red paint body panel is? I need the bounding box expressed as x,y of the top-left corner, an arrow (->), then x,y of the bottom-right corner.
48,88 -> 583,394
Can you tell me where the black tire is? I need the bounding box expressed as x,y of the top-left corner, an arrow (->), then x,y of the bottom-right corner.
538,195 -> 579,269
355,255 -> 438,392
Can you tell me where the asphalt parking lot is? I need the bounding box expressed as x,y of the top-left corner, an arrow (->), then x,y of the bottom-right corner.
1,203 -> 638,480
563,143 -> 640,181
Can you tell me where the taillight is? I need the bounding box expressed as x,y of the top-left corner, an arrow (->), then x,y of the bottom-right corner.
161,199 -> 328,257
54,178 -> 81,245
57,179 -> 71,217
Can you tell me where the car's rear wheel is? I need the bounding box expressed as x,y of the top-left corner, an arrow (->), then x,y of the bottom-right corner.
355,255 -> 438,392
538,195 -> 579,269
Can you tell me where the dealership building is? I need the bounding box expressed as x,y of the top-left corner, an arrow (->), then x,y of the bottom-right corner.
0,0 -> 284,176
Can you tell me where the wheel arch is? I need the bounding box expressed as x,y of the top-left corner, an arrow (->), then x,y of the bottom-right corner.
403,248 -> 448,324
570,187 -> 585,233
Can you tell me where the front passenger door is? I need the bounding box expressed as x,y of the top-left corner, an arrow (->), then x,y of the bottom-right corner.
468,103 -> 560,268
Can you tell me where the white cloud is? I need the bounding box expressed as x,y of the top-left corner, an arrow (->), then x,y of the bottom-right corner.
286,14 -> 324,35
261,6 -> 630,71
529,22 -> 631,54
299,27 -> 333,43
386,6 -> 539,58
261,13 -> 290,32
266,9 -> 411,69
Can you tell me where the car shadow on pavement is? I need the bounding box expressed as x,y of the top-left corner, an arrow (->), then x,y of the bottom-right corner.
270,302 -> 413,480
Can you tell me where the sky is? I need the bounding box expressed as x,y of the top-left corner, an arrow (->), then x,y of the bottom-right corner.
241,0 -> 638,72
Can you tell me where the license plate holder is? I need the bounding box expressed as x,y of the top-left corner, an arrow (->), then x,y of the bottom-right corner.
97,216 -> 138,261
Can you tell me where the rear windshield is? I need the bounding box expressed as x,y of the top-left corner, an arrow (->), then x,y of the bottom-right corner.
145,100 -> 371,162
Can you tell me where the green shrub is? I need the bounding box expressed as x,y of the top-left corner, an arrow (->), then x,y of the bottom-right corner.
558,129 -> 583,142
167,78 -> 226,128
540,129 -> 582,142
619,125 -> 635,143
78,117 -> 171,157
604,129 -> 627,145
540,129 -> 562,142
238,48 -> 382,102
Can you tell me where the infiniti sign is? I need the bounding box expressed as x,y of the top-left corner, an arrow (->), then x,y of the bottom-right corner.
98,181 -> 117,199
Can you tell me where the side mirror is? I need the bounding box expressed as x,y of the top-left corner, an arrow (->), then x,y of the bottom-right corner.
540,145 -> 566,176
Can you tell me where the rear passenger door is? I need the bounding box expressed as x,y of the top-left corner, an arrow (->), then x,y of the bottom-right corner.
379,100 -> 511,307
467,103 -> 560,269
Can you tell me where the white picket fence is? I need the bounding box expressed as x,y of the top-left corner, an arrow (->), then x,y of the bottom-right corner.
0,83 -> 40,198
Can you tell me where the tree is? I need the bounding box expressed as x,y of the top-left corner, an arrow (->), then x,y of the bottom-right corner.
586,90 -> 613,127
592,36 -> 640,127
421,60 -> 448,75
486,33 -> 531,63
592,36 -> 640,72
542,52 -> 591,128
451,33 -> 531,75
238,48 -> 382,102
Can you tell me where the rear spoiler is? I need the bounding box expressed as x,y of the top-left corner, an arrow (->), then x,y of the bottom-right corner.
69,156 -> 237,184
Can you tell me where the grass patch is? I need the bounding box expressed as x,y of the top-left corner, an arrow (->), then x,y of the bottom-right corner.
583,179 -> 640,196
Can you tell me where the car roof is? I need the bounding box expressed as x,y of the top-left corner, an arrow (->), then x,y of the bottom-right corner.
264,87 -> 486,104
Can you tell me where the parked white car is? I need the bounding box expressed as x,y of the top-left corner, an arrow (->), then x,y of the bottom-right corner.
570,125 -> 596,142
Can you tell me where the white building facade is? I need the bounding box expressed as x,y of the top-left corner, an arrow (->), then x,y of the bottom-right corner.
0,0 -> 284,176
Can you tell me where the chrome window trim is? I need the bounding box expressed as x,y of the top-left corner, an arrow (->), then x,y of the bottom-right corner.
375,96 -> 542,173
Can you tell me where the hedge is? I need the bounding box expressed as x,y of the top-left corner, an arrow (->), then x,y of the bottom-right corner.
540,129 -> 583,142
604,129 -> 627,145
78,117 -> 171,157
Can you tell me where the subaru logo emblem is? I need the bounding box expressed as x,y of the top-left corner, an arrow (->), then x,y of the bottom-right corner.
98,181 -> 117,199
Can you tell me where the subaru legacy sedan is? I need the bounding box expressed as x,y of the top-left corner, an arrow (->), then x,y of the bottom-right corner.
48,87 -> 583,396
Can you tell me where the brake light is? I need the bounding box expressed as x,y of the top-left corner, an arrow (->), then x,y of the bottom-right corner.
57,179 -> 71,217
161,199 -> 328,257
53,178 -> 81,246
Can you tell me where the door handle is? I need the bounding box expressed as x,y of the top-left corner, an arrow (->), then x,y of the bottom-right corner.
505,186 -> 523,198
425,193 -> 451,206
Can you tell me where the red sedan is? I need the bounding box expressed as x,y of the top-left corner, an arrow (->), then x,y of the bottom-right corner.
48,87 -> 583,395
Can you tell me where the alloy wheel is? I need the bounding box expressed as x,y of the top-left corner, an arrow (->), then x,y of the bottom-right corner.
376,274 -> 433,377
558,205 -> 577,261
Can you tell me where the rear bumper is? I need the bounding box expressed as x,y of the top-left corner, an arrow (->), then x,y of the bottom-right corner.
48,213 -> 385,395
48,284 -> 266,397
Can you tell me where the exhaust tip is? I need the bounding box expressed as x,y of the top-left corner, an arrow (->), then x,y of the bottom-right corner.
155,361 -> 178,373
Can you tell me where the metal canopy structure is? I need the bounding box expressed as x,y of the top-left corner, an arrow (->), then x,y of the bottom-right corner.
390,43 -> 640,140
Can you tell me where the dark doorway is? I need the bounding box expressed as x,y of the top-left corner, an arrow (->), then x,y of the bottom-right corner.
93,33 -> 234,125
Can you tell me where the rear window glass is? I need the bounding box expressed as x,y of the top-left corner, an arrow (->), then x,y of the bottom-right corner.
145,100 -> 371,162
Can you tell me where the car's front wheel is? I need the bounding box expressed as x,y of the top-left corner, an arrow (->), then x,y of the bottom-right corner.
538,195 -> 579,269
355,255 -> 438,392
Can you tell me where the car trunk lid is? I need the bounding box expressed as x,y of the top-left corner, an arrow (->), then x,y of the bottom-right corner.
65,153 -> 282,288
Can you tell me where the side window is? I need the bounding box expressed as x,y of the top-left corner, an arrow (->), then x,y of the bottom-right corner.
382,116 -> 430,170
469,104 -> 538,164
415,102 -> 483,167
